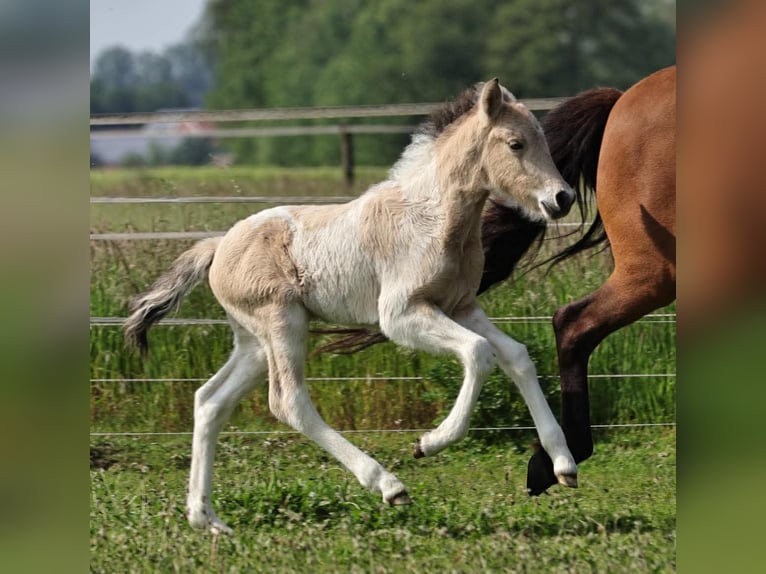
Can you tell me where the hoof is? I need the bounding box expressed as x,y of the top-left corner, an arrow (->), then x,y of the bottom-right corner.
210,521 -> 234,536
557,473 -> 578,489
188,506 -> 233,535
413,438 -> 425,459
388,491 -> 413,506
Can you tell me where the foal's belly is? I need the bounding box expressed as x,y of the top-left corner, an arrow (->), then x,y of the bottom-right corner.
298,251 -> 382,326
302,280 -> 381,326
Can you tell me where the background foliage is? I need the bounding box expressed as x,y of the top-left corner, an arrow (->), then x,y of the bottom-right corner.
90,0 -> 675,166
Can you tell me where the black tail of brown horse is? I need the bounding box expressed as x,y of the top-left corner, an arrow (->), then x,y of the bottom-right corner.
541,87 -> 623,266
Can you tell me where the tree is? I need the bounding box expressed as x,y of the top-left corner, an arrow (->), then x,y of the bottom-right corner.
93,46 -> 137,91
91,42 -> 214,114
165,43 -> 215,108
197,0 -> 676,166
483,0 -> 675,96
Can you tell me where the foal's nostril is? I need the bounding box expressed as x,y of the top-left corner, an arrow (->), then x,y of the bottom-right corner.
556,190 -> 573,211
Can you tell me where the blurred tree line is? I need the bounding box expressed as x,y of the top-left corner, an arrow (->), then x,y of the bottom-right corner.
91,0 -> 674,167
90,44 -> 214,114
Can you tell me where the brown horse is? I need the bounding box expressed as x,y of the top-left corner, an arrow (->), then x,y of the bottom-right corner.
481,66 -> 676,494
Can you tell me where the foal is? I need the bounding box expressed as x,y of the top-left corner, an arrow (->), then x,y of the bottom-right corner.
124,79 -> 577,534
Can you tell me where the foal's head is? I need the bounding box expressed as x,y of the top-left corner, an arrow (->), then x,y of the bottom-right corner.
432,79 -> 574,222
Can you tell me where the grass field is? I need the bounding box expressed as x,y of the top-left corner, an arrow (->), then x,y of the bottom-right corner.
91,429 -> 675,573
90,166 -> 676,572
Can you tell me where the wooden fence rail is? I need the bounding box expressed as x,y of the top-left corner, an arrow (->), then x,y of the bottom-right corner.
89,97 -> 567,126
90,97 -> 569,184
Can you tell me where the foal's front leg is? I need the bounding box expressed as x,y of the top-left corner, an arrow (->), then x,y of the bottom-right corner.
457,304 -> 578,490
380,302 -> 496,457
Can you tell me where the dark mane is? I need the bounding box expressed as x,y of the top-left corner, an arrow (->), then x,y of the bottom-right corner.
417,86 -> 480,138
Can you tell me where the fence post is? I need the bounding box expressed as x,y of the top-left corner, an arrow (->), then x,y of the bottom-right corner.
339,125 -> 354,187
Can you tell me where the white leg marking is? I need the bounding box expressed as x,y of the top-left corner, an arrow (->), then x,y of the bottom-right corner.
187,327 -> 267,534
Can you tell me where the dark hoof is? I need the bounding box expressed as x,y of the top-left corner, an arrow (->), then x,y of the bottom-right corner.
388,491 -> 413,506
526,446 -> 558,496
413,438 -> 425,459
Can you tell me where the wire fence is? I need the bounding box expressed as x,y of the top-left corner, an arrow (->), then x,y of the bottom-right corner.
89,226 -> 595,241
89,194 -> 593,240
90,422 -> 676,439
89,313 -> 676,327
90,312 -> 675,439
91,373 -> 675,383
90,98 -> 676,442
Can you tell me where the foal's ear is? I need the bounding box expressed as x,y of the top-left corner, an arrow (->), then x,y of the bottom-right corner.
480,78 -> 503,122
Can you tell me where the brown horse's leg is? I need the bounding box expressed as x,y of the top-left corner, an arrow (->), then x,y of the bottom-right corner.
526,268 -> 674,494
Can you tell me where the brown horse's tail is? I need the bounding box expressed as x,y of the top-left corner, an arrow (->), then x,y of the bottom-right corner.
542,87 -> 623,266
309,327 -> 388,357
124,236 -> 222,356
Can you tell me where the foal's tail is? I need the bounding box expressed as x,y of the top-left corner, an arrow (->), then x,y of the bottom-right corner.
124,236 -> 222,355
542,87 -> 622,266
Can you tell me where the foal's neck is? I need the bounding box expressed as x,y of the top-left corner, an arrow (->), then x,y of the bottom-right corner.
391,131 -> 489,248
440,184 -> 489,249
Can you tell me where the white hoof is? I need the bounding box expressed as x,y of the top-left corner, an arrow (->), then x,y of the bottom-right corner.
209,519 -> 233,536
379,473 -> 409,505
553,455 -> 578,488
188,504 -> 233,535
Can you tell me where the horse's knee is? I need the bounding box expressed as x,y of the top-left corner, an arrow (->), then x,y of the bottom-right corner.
499,339 -> 535,379
553,301 -> 582,342
378,312 -> 412,347
268,380 -> 314,432
195,399 -> 231,431
468,337 -> 495,377
552,304 -> 569,337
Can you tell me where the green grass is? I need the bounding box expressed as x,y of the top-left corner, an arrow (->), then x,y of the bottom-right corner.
90,428 -> 675,573
90,166 -> 675,571
89,166 -> 674,434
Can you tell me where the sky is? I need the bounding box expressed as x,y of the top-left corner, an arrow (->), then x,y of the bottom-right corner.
90,0 -> 208,66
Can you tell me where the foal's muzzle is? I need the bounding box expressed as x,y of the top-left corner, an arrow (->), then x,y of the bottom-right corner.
541,188 -> 575,220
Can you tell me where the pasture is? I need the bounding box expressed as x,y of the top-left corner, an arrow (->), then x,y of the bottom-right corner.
90,167 -> 676,572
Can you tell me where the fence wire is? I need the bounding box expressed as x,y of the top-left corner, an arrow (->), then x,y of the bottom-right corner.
91,373 -> 675,385
90,98 -> 677,444
90,422 -> 675,438
89,313 -> 675,327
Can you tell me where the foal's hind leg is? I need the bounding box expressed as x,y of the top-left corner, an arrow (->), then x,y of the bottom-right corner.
239,304 -> 411,506
187,323 -> 267,533
526,266 -> 674,494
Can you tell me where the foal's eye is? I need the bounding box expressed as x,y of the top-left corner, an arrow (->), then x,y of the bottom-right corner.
509,140 -> 524,151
